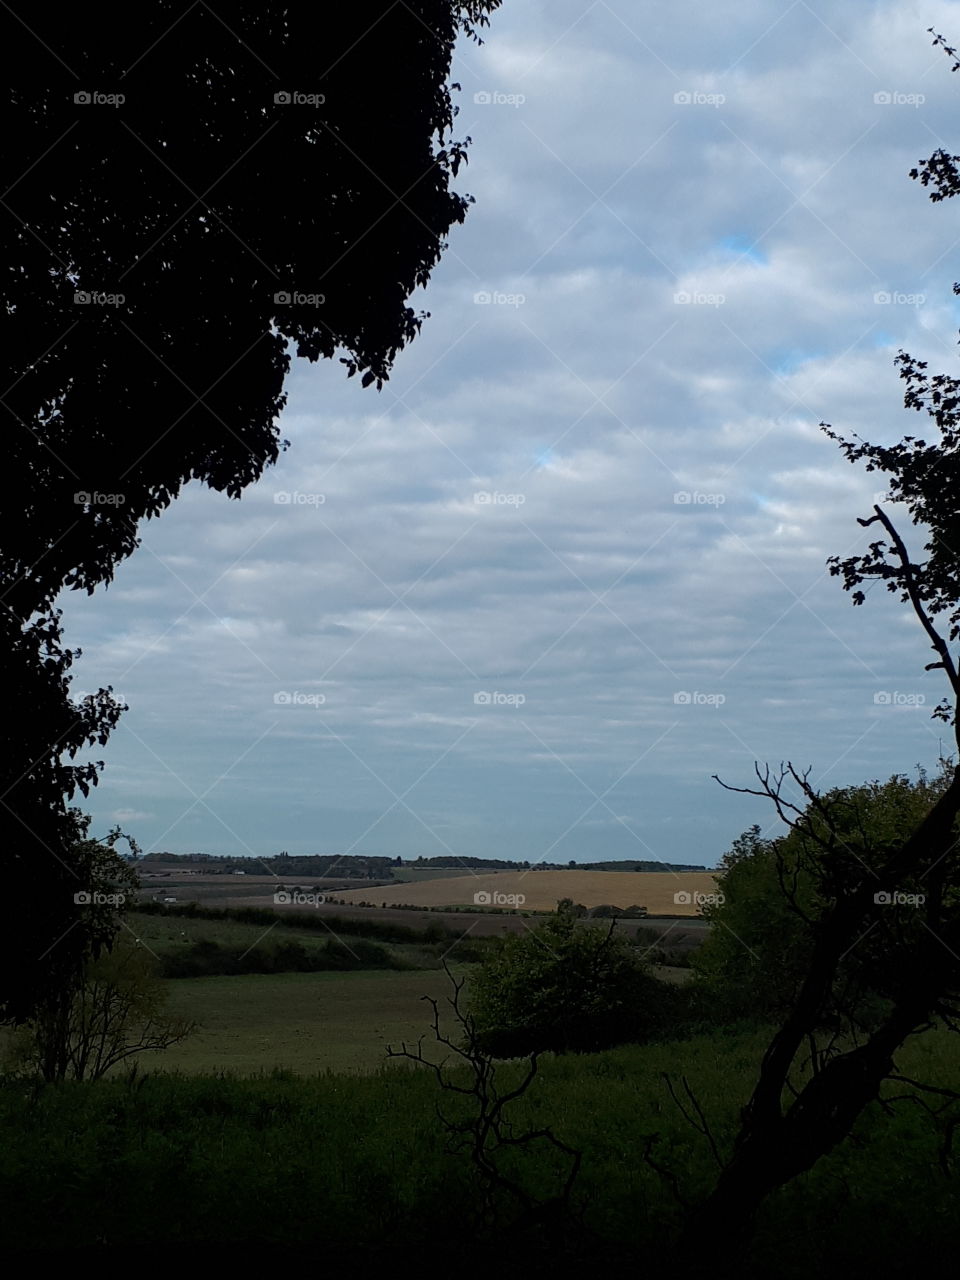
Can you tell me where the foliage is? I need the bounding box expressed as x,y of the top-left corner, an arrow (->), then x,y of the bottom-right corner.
0,821 -> 195,1080
1,648 -> 126,1022
159,935 -> 403,978
467,903 -> 682,1056
556,897 -> 588,918
7,935 -> 194,1082
17,816 -> 144,1046
692,768 -> 960,1027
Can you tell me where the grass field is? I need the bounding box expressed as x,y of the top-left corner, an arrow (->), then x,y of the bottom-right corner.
156,968 -> 474,1074
130,909 -> 338,955
335,869 -> 720,914
140,961 -> 693,1076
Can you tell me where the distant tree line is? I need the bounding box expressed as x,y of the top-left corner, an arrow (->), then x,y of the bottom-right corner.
406,856 -> 707,871
141,852 -> 393,878
141,853 -> 707,873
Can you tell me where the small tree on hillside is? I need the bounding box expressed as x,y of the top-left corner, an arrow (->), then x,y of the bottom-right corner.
556,897 -> 587,918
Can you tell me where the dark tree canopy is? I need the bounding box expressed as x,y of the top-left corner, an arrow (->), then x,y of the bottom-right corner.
0,1 -> 500,1021
4,1 -> 499,616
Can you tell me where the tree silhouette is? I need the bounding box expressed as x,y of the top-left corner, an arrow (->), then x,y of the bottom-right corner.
670,31 -> 960,1271
0,2 -> 500,1019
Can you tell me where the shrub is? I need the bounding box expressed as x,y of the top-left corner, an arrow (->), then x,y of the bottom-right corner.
467,905 -> 683,1056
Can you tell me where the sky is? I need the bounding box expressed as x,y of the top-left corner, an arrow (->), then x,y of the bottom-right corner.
61,0 -> 960,868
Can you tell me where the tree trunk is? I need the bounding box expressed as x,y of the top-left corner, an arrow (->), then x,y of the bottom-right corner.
673,1004 -> 926,1274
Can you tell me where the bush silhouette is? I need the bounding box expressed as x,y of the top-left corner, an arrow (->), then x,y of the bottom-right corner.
467,906 -> 682,1056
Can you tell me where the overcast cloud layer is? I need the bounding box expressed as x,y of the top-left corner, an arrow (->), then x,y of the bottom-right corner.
61,0 -> 960,867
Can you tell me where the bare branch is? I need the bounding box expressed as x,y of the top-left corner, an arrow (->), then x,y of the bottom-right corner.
386,960 -> 584,1238
662,1073 -> 726,1172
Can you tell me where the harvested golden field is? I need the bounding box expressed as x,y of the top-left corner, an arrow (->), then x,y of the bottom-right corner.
334,869 -> 720,915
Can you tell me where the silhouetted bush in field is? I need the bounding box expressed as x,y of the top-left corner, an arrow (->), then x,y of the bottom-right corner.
468,907 -> 688,1056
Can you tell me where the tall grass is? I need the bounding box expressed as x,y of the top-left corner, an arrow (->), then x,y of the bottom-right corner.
2,1024 -> 959,1271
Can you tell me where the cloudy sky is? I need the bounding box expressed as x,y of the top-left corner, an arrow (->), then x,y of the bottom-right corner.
62,0 -> 960,868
